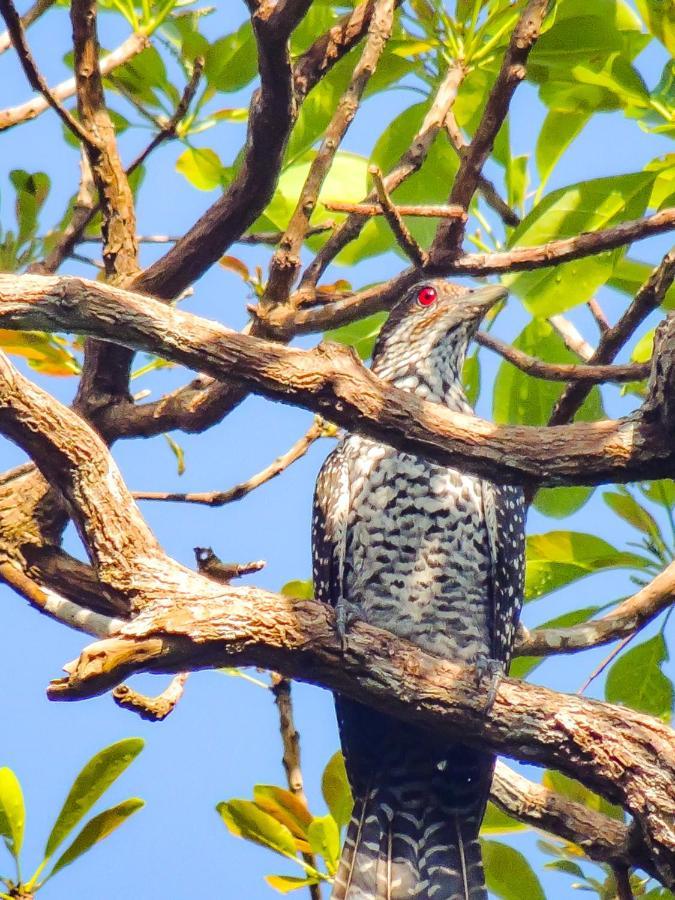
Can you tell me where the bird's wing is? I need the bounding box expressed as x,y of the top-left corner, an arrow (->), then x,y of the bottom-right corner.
312,444 -> 351,609
482,481 -> 526,667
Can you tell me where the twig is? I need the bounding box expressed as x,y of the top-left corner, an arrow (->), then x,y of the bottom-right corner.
112,673 -> 188,721
516,560 -> 675,657
194,547 -> 265,582
613,866 -> 635,900
588,297 -> 611,333
549,247 -> 675,426
134,420 -> 327,506
548,314 -> 595,361
0,0 -> 97,149
432,0 -> 550,262
475,331 -> 649,383
577,633 -> 637,696
0,31 -> 147,131
369,166 -> 427,266
322,200 -> 466,218
125,58 -> 203,173
443,108 -> 519,228
263,0 -> 396,307
0,0 -> 54,54
300,61 -> 466,291
269,674 -> 322,900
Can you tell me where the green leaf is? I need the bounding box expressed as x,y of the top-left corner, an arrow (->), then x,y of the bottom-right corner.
0,330 -> 80,376
640,479 -> 675,512
280,580 -> 314,601
163,433 -> 186,476
603,490 -> 661,540
505,154 -> 529,215
49,799 -> 144,878
635,0 -> 675,53
45,738 -> 144,860
462,353 -> 480,407
535,110 -> 589,194
505,173 -> 655,315
605,635 -> 674,720
253,786 -> 312,845
0,768 -> 25,860
525,532 -> 650,602
481,802 -> 526,835
482,840 -> 545,900
175,147 -> 225,191
307,815 -> 340,874
325,312 -> 388,360
542,770 -> 623,821
204,22 -> 257,93
9,170 -> 50,244
533,486 -> 594,519
217,799 -> 299,859
321,752 -> 353,831
265,874 -> 323,894
631,329 -> 654,363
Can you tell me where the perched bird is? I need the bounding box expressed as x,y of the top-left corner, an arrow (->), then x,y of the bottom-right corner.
312,279 -> 526,900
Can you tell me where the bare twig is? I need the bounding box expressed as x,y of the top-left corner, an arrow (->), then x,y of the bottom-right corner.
476,331 -> 650,383
300,61 -> 466,291
588,297 -> 611,333
432,0 -> 550,262
134,420 -> 327,506
548,314 -> 595,361
322,200 -> 466,219
0,0 -> 55,54
369,166 -> 427,266
549,248 -> 675,425
0,31 -> 147,131
194,547 -> 265,583
112,672 -> 188,721
577,633 -> 637,696
0,0 -> 97,149
263,0 -> 396,307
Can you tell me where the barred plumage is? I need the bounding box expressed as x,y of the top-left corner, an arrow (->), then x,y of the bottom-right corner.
312,280 -> 526,900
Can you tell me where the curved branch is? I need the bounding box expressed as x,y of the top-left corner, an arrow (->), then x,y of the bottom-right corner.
0,347 -> 672,886
1,273 -> 672,486
519,561 -> 675,657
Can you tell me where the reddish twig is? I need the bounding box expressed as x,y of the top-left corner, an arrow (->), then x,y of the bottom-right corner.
369,166 -> 428,266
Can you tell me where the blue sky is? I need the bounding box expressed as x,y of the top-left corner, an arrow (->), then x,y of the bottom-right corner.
0,2 -> 673,897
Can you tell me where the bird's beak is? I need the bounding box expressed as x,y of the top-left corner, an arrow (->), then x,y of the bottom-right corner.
468,284 -> 508,311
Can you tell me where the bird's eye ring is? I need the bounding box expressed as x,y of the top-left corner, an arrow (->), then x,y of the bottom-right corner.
417,285 -> 437,307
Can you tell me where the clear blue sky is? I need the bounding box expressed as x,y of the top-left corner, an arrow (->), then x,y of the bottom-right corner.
0,2 -> 673,897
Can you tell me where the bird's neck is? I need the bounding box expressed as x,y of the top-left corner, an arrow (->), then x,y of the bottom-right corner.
373,343 -> 473,413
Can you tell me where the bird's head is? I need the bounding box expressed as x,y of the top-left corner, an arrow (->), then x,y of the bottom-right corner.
371,279 -> 507,406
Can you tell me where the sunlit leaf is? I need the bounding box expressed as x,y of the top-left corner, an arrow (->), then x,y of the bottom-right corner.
49,799 -> 144,877
265,874 -> 323,894
280,580 -> 314,601
603,490 -> 661,541
0,768 -> 25,860
481,802 -> 526,835
163,434 -> 186,476
176,147 -> 224,191
509,606 -> 601,679
321,752 -> 353,831
45,738 -> 144,860
253,786 -> 312,845
542,770 -> 623,821
204,21 -> 257,93
325,312 -> 388,360
219,255 -> 250,281
217,799 -> 299,858
605,635 -> 674,720
482,840 -> 545,900
307,815 -> 340,874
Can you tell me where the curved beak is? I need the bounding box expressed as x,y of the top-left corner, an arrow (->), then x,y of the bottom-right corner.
467,283 -> 508,312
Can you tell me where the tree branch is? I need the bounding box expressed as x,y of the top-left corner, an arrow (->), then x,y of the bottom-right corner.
0,0 -> 97,149
432,0 -> 550,262
0,348 -> 672,885
0,31 -> 147,131
0,0 -> 54,55
518,561 -> 675,657
369,165 -> 428,267
0,273 -> 673,486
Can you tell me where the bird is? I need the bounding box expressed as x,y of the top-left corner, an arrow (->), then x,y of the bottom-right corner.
311,279 -> 526,900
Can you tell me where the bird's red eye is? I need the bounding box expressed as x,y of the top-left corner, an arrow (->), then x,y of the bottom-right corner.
417,286 -> 437,307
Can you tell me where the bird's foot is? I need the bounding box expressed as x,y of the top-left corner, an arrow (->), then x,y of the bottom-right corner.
335,600 -> 363,651
473,656 -> 504,715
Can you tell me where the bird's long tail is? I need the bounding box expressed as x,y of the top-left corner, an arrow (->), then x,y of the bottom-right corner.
331,699 -> 492,900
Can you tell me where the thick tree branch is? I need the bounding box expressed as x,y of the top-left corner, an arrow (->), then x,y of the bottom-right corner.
0,273 -> 673,486
0,31 -> 147,131
490,762 -> 657,880
0,349 -> 672,885
432,0 -> 549,261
